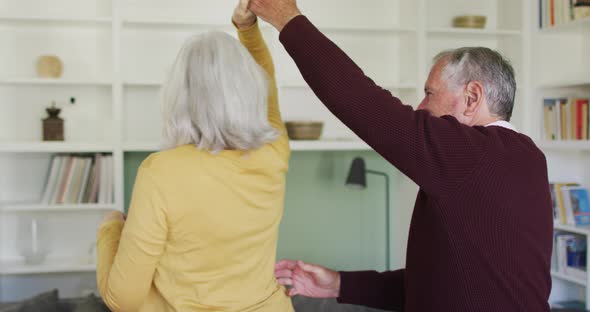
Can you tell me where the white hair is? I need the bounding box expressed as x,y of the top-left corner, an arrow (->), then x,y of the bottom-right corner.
160,31 -> 279,153
434,47 -> 516,121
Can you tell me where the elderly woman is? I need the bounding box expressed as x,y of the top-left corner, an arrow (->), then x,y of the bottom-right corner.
95,2 -> 293,311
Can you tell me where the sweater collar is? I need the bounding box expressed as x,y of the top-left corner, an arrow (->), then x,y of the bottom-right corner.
485,120 -> 517,132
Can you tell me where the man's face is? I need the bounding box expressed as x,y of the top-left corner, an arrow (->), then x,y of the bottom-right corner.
417,60 -> 466,121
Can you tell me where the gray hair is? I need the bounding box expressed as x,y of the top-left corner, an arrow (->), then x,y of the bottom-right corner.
434,47 -> 516,121
160,31 -> 279,153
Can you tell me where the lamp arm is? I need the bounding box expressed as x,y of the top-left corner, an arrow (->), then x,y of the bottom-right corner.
366,170 -> 391,271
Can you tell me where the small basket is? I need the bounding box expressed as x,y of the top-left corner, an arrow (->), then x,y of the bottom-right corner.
452,15 -> 487,29
36,55 -> 63,78
285,121 -> 324,140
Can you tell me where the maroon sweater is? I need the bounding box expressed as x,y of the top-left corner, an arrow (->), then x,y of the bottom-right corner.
280,16 -> 553,312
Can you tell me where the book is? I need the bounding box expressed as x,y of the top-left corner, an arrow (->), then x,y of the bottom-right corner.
66,157 -> 86,204
60,157 -> 80,204
556,234 -> 576,273
563,187 -> 590,226
543,99 -> 557,140
40,156 -> 63,204
77,158 -> 93,204
554,182 -> 579,224
55,156 -> 74,204
89,154 -> 102,203
550,183 -> 559,223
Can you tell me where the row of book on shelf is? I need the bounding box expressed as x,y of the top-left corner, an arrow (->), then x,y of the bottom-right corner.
41,153 -> 114,205
540,0 -> 590,28
543,98 -> 589,141
552,233 -> 586,281
550,183 -> 590,226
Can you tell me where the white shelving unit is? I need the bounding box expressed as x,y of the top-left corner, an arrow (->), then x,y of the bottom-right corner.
534,1 -> 590,306
0,0 -> 532,301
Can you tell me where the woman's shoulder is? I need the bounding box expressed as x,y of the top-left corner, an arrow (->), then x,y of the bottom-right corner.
139,145 -> 196,171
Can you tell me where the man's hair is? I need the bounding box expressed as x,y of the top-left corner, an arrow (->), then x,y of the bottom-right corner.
434,47 -> 516,121
160,31 -> 279,152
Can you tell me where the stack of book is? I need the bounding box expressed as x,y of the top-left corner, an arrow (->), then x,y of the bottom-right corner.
550,184 -> 590,226
40,153 -> 114,205
543,98 -> 589,141
540,0 -> 590,28
553,233 -> 586,281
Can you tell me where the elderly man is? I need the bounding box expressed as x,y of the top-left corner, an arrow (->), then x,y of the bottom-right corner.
248,1 -> 553,312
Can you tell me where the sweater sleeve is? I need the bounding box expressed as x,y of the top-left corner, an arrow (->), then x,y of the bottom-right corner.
338,270 -> 405,311
236,20 -> 289,157
96,166 -> 168,312
279,16 -> 488,197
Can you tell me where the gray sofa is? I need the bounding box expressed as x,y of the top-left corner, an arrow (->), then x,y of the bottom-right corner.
1,290 -> 586,311
0,289 -> 388,312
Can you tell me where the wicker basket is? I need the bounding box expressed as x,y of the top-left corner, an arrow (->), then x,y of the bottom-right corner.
36,55 -> 63,78
285,121 -> 324,140
452,15 -> 487,29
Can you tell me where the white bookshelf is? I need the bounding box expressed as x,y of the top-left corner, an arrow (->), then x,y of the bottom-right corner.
534,2 -> 590,306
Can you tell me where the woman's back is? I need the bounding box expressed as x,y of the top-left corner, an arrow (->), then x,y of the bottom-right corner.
145,142 -> 290,310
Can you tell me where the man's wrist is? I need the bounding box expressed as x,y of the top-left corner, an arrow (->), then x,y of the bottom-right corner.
275,10 -> 302,32
329,271 -> 342,298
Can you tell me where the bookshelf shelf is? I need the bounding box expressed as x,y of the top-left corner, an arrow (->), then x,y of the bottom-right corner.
554,224 -> 590,236
551,270 -> 587,286
427,28 -> 521,36
0,78 -> 112,87
0,258 -> 95,275
539,79 -> 590,89
0,16 -> 111,26
0,203 -> 118,213
123,80 -> 162,87
537,141 -> 590,151
0,143 -> 114,153
541,17 -> 590,33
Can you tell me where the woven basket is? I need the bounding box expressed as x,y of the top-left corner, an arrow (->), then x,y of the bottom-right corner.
285,121 -> 324,140
452,15 -> 487,29
36,55 -> 63,78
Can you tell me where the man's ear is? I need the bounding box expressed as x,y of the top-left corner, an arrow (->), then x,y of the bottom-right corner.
464,81 -> 484,117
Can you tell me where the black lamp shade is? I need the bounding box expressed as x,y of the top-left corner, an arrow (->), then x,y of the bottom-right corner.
346,157 -> 367,189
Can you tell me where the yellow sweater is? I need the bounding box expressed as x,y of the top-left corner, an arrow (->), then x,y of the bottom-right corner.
97,22 -> 293,312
